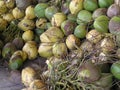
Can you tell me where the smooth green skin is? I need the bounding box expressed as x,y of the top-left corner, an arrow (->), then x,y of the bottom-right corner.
111,61 -> 120,79
94,15 -> 109,33
83,0 -> 98,12
98,0 -> 114,8
77,10 -> 92,24
45,6 -> 58,21
34,3 -> 48,18
74,24 -> 87,38
67,14 -> 77,22
9,57 -> 23,70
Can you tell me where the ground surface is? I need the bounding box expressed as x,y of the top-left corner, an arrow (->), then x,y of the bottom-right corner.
0,57 -> 46,90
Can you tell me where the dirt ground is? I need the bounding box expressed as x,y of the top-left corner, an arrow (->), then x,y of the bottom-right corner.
0,68 -> 23,90
0,57 -> 46,90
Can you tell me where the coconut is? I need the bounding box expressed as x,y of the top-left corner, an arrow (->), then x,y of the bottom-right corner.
22,41 -> 38,60
5,0 -> 15,9
83,0 -> 98,12
9,54 -> 23,70
22,30 -> 34,42
61,20 -> 76,36
2,12 -> 15,22
51,12 -> 67,27
92,8 -> 107,19
29,79 -> 47,90
98,0 -> 114,8
109,16 -> 120,35
12,7 -> 25,19
40,27 -> 64,43
52,42 -> 68,58
100,37 -> 115,54
107,4 -> 120,18
12,37 -> 24,50
36,18 -> 47,29
34,3 -> 48,18
0,18 -> 8,31
16,0 -> 37,10
77,10 -> 92,24
111,61 -> 120,79
69,0 -> 83,15
25,5 -> 36,19
2,42 -> 17,59
66,34 -> 80,50
21,67 -> 38,87
77,61 -> 101,83
80,40 -> 93,52
86,29 -> 103,44
18,18 -> 35,31
94,15 -> 109,33
67,14 -> 77,22
12,50 -> 27,62
74,24 -> 87,39
38,43 -> 53,58
45,6 -> 58,21
0,1 -> 8,15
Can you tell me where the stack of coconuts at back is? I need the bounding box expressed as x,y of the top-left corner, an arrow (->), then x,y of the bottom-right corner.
0,0 -> 120,90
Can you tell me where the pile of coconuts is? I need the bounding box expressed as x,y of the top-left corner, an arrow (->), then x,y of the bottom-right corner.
1,0 -> 120,90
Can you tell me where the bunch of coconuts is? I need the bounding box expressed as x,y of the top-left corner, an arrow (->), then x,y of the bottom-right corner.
0,0 -> 120,90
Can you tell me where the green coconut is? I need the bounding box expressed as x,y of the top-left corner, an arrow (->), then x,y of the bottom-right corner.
109,16 -> 120,35
98,0 -> 114,8
45,6 -> 58,21
111,61 -> 120,79
34,3 -> 48,18
83,0 -> 98,12
94,15 -> 109,33
9,55 -> 23,70
67,14 -> 77,22
77,10 -> 92,25
74,24 -> 87,39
